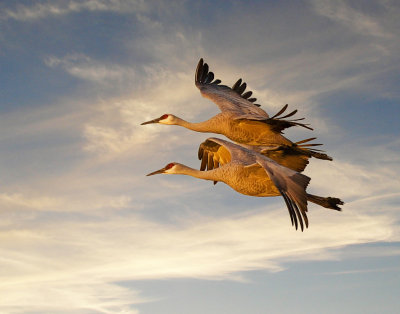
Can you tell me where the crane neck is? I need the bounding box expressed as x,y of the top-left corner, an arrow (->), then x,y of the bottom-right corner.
174,116 -> 219,133
175,164 -> 219,182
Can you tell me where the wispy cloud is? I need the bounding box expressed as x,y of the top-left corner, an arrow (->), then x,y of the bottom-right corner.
0,280 -> 144,314
310,0 -> 392,38
44,54 -> 136,83
1,0 -> 149,21
322,266 -> 400,276
0,192 -> 132,212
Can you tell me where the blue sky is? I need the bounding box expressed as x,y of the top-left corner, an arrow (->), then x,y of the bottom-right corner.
0,0 -> 399,313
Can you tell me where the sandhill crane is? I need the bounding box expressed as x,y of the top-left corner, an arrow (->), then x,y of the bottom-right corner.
146,137 -> 343,231
142,58 -> 331,172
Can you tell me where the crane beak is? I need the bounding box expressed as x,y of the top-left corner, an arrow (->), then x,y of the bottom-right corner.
141,117 -> 161,125
146,167 -> 166,176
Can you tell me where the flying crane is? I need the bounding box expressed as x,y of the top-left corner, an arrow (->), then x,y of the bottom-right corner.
147,137 -> 343,231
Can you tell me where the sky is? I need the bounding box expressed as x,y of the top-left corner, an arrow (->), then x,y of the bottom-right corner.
0,0 -> 399,313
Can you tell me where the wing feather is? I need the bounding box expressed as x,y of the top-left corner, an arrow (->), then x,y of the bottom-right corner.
232,78 -> 242,91
207,153 -> 214,170
205,71 -> 214,84
237,82 -> 247,95
198,138 -> 234,172
242,91 -> 252,99
200,150 -> 208,171
195,59 -> 270,118
195,59 -> 314,132
235,104 -> 313,133
200,63 -> 208,82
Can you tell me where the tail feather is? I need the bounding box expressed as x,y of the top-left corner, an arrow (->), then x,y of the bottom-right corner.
306,193 -> 343,211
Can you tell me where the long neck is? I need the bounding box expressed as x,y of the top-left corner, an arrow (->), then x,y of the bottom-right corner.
176,165 -> 220,182
175,116 -> 219,133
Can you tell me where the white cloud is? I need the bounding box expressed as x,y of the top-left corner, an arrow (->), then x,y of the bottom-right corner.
45,54 -> 136,83
0,193 -> 61,210
0,280 -> 144,314
0,194 -> 397,312
0,192 -> 132,212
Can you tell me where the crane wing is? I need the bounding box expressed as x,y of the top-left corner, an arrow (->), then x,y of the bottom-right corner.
195,58 -> 269,118
195,58 -> 313,133
256,155 -> 311,231
198,137 -> 261,186
198,138 -> 232,172
240,137 -> 331,172
244,144 -> 310,173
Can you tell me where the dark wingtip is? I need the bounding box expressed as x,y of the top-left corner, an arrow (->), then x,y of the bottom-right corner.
196,59 -> 222,86
201,63 -> 208,82
232,78 -> 242,91
242,91 -> 252,99
195,58 -> 204,82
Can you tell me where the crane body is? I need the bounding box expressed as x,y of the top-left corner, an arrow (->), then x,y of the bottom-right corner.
150,112 -> 292,146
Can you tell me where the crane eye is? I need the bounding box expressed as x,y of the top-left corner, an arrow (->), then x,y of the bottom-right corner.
165,163 -> 175,169
160,114 -> 169,120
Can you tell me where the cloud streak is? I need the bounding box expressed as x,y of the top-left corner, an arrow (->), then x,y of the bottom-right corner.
1,0 -> 149,21
44,54 -> 136,84
311,0 -> 393,38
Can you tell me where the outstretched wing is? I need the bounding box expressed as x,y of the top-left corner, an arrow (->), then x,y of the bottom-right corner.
195,58 -> 312,132
256,155 -> 311,231
195,58 -> 269,119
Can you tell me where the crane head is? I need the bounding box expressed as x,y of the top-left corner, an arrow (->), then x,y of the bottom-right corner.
146,162 -> 176,176
141,114 -> 176,125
